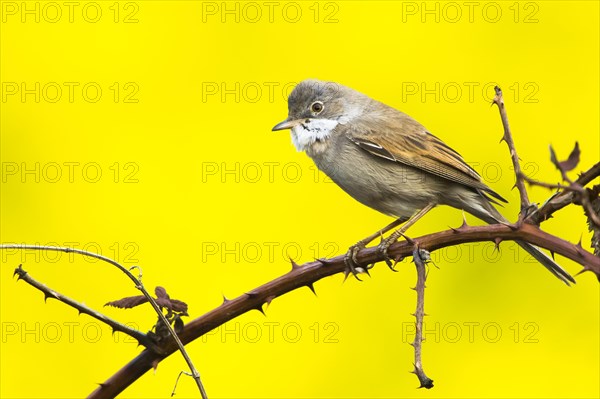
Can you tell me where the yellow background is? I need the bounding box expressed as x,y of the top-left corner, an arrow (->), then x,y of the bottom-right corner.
1,1 -> 599,398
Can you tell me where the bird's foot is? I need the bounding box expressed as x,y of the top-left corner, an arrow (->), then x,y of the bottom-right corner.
344,241 -> 370,281
377,232 -> 402,271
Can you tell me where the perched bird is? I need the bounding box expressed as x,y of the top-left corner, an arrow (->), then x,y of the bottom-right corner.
273,79 -> 574,285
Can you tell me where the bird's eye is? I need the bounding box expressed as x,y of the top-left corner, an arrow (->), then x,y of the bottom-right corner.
310,101 -> 324,114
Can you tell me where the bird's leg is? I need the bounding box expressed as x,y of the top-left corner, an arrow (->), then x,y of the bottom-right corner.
377,203 -> 436,264
344,217 -> 408,280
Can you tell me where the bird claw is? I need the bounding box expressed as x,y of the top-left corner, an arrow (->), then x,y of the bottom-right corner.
344,242 -> 368,281
377,236 -> 397,270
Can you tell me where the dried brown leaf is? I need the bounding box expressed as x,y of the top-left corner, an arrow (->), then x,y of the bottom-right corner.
155,297 -> 172,310
169,299 -> 188,314
104,295 -> 148,309
155,286 -> 169,299
550,142 -> 580,173
106,287 -> 188,316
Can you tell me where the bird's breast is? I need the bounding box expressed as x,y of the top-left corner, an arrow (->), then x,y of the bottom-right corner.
307,134 -> 438,218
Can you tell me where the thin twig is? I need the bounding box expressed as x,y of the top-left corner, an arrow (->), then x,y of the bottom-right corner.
493,86 -> 530,214
527,162 -> 600,224
0,244 -> 208,399
171,371 -> 193,397
13,264 -> 160,351
87,221 -> 600,398
411,247 -> 433,389
521,174 -> 600,228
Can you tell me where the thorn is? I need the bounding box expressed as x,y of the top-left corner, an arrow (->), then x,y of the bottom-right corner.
575,244 -> 587,257
13,264 -> 25,280
43,292 -> 58,302
265,295 -> 276,307
550,250 -> 555,260
222,294 -> 230,305
315,257 -> 333,266
574,268 -> 588,277
410,286 -> 417,291
452,213 -> 469,231
253,303 -> 266,316
506,223 -> 519,231
245,291 -> 259,298
306,283 -> 317,296
576,235 -> 583,248
493,237 -> 502,251
399,232 -> 416,245
289,256 -> 300,271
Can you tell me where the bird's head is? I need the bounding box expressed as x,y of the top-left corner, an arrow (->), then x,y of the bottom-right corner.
272,79 -> 365,151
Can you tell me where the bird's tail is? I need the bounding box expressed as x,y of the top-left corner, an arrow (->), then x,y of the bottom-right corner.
514,240 -> 575,285
465,194 -> 575,285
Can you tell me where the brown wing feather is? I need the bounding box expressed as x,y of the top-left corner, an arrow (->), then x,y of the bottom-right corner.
346,112 -> 507,203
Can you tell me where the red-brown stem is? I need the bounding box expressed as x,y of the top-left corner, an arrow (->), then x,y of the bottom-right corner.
493,86 -> 531,214
411,248 -> 433,388
88,222 -> 600,398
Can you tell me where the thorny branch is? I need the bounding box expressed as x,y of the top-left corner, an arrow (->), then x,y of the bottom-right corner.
0,244 -> 208,399
13,265 -> 159,351
543,142 -> 600,228
87,219 -> 600,398
410,247 -> 434,389
527,162 -> 600,224
493,85 -> 531,215
521,174 -> 600,228
5,162 -> 599,397
5,87 -> 599,396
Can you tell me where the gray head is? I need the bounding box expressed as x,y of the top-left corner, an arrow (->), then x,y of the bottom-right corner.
272,79 -> 368,151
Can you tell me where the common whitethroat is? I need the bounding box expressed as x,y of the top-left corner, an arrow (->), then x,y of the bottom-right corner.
273,79 -> 574,285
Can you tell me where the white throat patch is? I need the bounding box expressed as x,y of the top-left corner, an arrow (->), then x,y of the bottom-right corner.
290,118 -> 338,152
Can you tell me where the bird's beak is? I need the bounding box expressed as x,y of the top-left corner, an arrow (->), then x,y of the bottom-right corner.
272,119 -> 302,131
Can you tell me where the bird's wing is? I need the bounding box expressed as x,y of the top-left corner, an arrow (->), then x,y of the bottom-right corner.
346,115 -> 507,203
